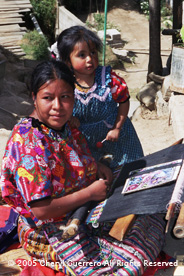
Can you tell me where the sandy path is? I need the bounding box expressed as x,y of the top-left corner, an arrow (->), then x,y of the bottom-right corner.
107,0 -> 176,155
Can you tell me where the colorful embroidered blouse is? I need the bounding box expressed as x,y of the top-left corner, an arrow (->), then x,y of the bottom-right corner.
75,66 -> 130,103
109,70 -> 129,103
73,65 -> 143,169
0,117 -> 97,227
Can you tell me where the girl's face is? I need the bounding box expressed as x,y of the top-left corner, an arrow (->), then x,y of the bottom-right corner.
69,41 -> 98,77
33,79 -> 74,130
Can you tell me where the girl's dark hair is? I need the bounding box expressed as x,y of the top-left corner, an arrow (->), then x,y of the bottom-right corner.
30,60 -> 75,97
57,25 -> 102,63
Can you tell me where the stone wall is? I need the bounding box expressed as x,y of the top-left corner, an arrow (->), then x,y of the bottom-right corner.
56,6 -> 84,36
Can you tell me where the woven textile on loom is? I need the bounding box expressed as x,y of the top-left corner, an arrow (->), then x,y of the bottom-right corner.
98,143 -> 184,222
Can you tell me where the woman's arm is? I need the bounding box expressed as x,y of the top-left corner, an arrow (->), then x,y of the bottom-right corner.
30,178 -> 108,220
106,100 -> 129,142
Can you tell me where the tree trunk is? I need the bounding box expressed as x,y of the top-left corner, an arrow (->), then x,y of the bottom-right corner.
147,0 -> 162,80
172,0 -> 182,44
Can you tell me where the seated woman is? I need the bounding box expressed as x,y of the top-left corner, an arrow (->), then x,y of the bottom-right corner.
0,60 -> 165,275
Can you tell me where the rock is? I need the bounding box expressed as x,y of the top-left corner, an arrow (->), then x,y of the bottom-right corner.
0,128 -> 11,169
0,94 -> 33,116
0,46 -> 36,130
169,94 -> 184,140
136,81 -> 161,111
155,90 -> 169,117
0,60 -> 6,88
148,72 -> 165,84
161,74 -> 172,102
112,48 -> 128,57
97,29 -> 122,46
0,109 -> 19,131
2,80 -> 29,97
131,105 -> 143,122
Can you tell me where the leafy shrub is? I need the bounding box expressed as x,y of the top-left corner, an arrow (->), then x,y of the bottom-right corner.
140,0 -> 149,15
86,13 -> 118,31
180,26 -> 184,43
30,0 -> 56,43
140,0 -> 172,17
21,30 -> 50,60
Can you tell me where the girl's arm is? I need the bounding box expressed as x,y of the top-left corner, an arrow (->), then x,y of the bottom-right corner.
106,100 -> 129,142
106,70 -> 130,142
113,100 -> 129,130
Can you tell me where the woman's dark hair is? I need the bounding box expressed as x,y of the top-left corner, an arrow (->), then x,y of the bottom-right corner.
57,25 -> 102,63
30,60 -> 75,97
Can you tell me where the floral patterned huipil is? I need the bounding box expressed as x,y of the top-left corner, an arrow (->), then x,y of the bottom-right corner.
0,117 -> 97,227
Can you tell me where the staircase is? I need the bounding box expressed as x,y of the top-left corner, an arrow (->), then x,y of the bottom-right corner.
0,0 -> 32,57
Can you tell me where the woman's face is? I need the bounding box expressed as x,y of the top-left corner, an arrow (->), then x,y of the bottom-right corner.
33,79 -> 74,130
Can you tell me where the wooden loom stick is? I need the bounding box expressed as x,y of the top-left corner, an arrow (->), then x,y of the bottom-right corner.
165,138 -> 184,232
109,214 -> 136,241
165,203 -> 175,233
165,160 -> 184,233
171,138 -> 184,146
173,203 -> 184,238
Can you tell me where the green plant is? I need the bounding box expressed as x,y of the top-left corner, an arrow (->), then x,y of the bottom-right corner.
30,0 -> 56,43
162,17 -> 172,29
21,30 -> 50,60
98,45 -> 120,67
174,26 -> 184,45
86,13 -> 119,31
180,26 -> 184,43
140,0 -> 149,15
140,0 -> 172,18
161,5 -> 172,17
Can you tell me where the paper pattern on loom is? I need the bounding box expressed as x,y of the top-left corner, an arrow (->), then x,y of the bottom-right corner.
122,159 -> 183,194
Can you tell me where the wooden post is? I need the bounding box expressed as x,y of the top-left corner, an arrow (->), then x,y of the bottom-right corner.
173,203 -> 184,238
147,0 -> 162,79
172,0 -> 183,44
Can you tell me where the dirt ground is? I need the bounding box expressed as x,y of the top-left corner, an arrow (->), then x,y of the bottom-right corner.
106,0 -> 176,155
107,0 -> 172,89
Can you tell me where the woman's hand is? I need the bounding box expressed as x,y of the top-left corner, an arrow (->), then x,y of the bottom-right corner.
87,179 -> 109,201
106,128 -> 120,142
97,162 -> 113,184
30,164 -> 112,220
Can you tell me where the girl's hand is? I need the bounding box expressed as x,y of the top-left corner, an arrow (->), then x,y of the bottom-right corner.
106,128 -> 120,142
69,116 -> 80,128
87,179 -> 109,201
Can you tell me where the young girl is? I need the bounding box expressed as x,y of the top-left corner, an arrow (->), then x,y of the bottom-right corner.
57,25 -> 144,171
